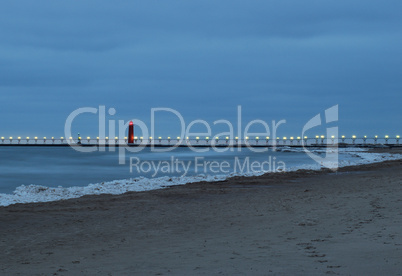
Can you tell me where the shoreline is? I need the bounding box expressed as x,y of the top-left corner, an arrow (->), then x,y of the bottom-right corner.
1,154 -> 401,274
1,157 -> 401,210
1,147 -> 402,207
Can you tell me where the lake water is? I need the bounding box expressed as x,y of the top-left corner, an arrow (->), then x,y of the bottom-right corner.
0,146 -> 322,194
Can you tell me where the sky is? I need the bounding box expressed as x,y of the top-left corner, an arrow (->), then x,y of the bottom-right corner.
0,0 -> 401,140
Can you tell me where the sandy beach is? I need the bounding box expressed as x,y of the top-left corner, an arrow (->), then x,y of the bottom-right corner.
1,153 -> 401,275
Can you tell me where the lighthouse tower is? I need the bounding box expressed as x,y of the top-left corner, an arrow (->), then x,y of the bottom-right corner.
128,121 -> 134,144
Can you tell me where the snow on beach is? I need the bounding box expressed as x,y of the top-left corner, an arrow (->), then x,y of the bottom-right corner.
1,148 -> 401,207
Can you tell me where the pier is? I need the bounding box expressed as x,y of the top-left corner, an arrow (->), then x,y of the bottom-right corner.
0,136 -> 400,147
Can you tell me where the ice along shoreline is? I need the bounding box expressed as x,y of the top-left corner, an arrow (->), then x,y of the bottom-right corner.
1,148 -> 401,207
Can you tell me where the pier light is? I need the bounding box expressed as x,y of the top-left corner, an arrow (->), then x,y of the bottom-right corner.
177,136 -> 180,140
331,135 -> 335,139
255,136 -> 259,144
96,137 -> 99,143
304,136 -> 307,139
320,135 -> 325,139
105,137 -> 109,142
87,137 -> 91,143
385,135 -> 389,144
60,137 -> 64,143
246,136 -> 249,140
352,135 -> 356,144
140,137 -> 143,142
397,135 -> 400,144
235,137 -> 238,142
168,137 -> 171,143
124,137 -> 128,142
115,137 -> 118,143
134,136 -> 138,142
51,137 -> 55,143
206,136 -> 209,142
186,136 -> 189,140
18,137 -> 21,142
1,137 -> 4,143
315,135 -> 319,139
283,137 -> 287,140
290,137 -> 294,140
26,137 -> 30,142
43,137 -> 47,143
266,136 -> 269,144
226,136 -> 229,139
276,137 -> 279,140
363,135 -> 367,144
196,136 -> 200,143
315,135 -> 319,144
215,136 -> 219,142
9,137 -> 13,143
158,136 -> 162,142
149,136 -> 153,141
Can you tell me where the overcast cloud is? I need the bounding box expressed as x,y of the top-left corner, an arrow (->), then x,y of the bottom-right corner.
0,0 -> 401,138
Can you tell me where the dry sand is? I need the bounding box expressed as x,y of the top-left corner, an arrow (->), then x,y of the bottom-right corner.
0,156 -> 401,275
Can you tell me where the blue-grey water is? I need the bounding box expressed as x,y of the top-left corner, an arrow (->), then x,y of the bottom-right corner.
0,146 -> 322,194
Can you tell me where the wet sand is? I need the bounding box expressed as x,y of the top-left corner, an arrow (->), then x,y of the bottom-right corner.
0,156 -> 401,275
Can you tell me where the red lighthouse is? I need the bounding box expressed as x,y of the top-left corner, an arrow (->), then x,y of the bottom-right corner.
128,121 -> 134,144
